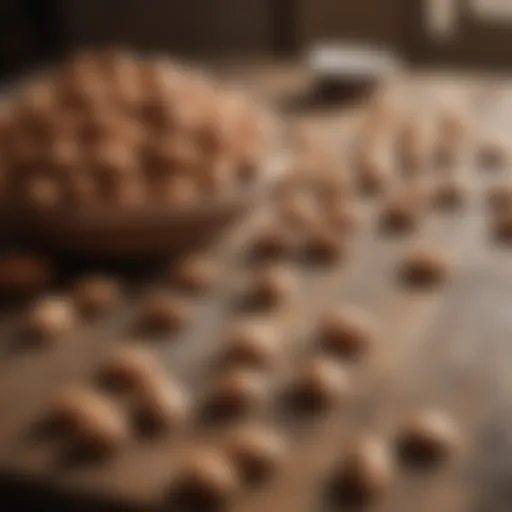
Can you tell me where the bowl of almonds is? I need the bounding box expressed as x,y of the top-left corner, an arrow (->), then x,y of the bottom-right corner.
0,49 -> 284,256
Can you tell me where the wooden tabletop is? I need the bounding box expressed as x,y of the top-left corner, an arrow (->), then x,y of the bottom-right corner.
0,63 -> 511,512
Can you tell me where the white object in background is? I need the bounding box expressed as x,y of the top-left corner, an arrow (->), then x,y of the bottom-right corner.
307,43 -> 400,82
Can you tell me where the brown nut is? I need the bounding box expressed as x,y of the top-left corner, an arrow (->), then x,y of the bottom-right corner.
105,175 -> 146,209
249,264 -> 295,308
44,136 -> 81,175
491,210 -> 512,242
302,225 -> 346,264
400,141 -> 429,176
195,111 -> 232,157
438,107 -> 469,161
220,320 -> 279,371
278,190 -> 320,229
205,368 -> 268,418
0,254 -> 52,296
251,224 -> 294,260
486,183 -> 512,215
25,296 -> 76,341
355,155 -> 387,196
156,174 -> 200,207
312,173 -> 348,205
49,386 -> 130,454
99,345 -> 159,391
324,201 -> 360,235
169,255 -> 217,293
7,129 -> 43,168
477,139 -> 509,169
397,409 -> 460,465
332,435 -> 393,504
432,178 -> 466,210
59,74 -> 108,112
138,291 -> 190,333
134,375 -> 190,432
224,424 -> 286,484
145,137 -> 199,176
138,60 -> 174,100
440,107 -> 468,144
202,157 -> 237,197
18,80 -> 56,120
96,46 -> 132,77
290,356 -> 350,411
64,174 -> 98,208
398,117 -> 433,175
72,275 -> 121,316
318,307 -> 374,361
89,141 -> 136,185
379,193 -> 419,233
400,247 -> 449,287
171,446 -> 240,508
24,175 -> 61,210
77,108 -> 122,147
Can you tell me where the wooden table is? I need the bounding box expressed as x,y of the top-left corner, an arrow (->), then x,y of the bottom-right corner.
0,63 -> 511,512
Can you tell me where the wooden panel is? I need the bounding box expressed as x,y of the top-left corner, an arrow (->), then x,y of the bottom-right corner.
406,0 -> 512,68
59,0 -> 273,56
296,0 -> 407,51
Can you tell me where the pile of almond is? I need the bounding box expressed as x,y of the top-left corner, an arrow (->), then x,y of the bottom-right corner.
0,49 -> 275,211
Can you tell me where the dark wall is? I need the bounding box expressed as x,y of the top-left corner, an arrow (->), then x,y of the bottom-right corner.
405,0 -> 512,69
58,0 -> 409,57
59,0 -> 274,56
9,0 -> 512,73
0,0 -> 61,77
297,0 -> 407,51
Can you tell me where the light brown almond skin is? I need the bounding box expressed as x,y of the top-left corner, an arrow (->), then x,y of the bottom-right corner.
379,193 -> 419,233
324,201 -> 360,235
6,50 -> 271,219
252,224 -> 294,260
72,275 -> 121,316
493,211 -> 512,242
134,375 -> 190,431
171,446 -> 240,507
169,255 -> 217,293
220,320 -> 279,371
24,175 -> 61,210
99,345 -> 159,391
487,183 -> 512,215
397,408 -> 461,465
25,296 -> 76,341
332,435 -> 394,503
432,178 -> 466,210
224,424 -> 287,483
477,140 -> 509,169
49,386 -> 130,454
400,247 -> 450,287
302,226 -> 346,264
251,264 -> 296,306
138,292 -> 189,332
319,307 -> 374,360
355,155 -> 388,195
206,368 -> 268,418
278,190 -> 321,230
291,356 -> 351,411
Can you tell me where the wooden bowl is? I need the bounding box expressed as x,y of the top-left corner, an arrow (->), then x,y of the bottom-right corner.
8,158 -> 288,258
308,43 -> 401,103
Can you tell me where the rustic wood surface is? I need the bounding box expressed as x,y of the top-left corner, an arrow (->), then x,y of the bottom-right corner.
0,64 -> 511,512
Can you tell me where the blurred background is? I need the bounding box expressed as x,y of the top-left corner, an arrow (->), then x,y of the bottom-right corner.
3,0 -> 512,79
